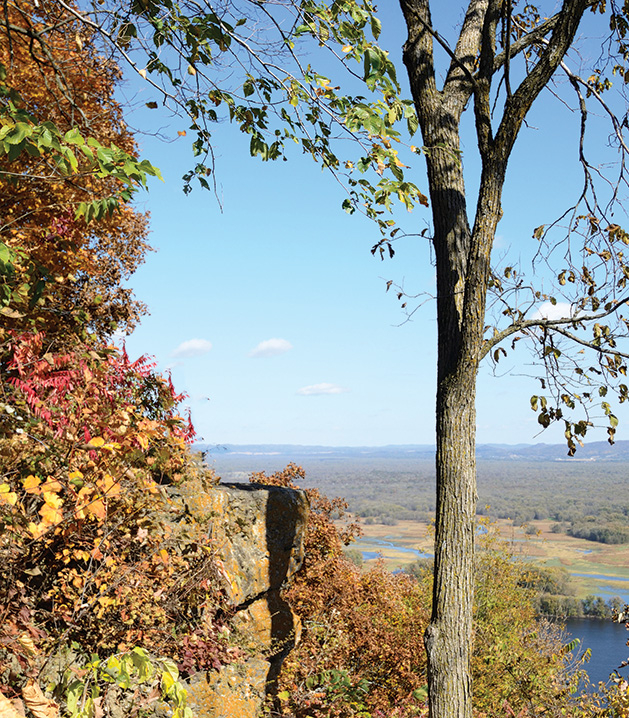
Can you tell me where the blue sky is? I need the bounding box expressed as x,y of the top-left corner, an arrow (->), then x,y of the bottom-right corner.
120,5 -> 629,448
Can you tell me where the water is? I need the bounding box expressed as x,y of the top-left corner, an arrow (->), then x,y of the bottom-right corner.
572,573 -> 629,604
564,617 -> 629,686
358,537 -> 432,561
573,573 -> 629,582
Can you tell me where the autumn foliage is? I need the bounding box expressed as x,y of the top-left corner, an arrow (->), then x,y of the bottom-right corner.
0,2 -> 230,716
0,0 -> 156,342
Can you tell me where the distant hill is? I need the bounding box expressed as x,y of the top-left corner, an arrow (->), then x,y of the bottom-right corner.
195,440 -> 629,463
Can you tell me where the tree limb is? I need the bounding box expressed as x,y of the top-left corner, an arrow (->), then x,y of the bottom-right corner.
481,295 -> 629,359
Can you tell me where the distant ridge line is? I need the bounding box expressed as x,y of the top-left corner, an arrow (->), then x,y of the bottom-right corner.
195,440 -> 629,462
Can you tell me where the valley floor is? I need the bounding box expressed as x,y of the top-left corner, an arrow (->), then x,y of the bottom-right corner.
351,518 -> 629,601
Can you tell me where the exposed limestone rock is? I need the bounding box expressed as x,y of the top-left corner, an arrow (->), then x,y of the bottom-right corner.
185,483 -> 308,718
198,483 -> 309,605
230,591 -> 302,658
186,659 -> 270,718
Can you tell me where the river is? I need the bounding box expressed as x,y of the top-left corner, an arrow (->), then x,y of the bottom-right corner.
564,617 -> 629,687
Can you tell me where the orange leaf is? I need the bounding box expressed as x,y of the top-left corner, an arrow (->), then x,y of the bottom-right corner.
23,475 -> 41,494
39,503 -> 63,525
27,522 -> 46,539
40,479 -> 63,493
75,486 -> 94,519
98,474 -> 121,498
42,491 -> 63,509
87,499 -> 107,520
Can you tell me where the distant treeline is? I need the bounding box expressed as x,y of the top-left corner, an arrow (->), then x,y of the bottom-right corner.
403,560 -> 624,619
210,454 -> 629,545
566,522 -> 629,544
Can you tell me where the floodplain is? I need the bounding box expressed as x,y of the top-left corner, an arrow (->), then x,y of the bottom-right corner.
354,518 -> 629,600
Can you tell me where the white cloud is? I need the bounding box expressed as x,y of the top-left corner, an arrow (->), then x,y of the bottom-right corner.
532,301 -> 573,321
249,338 -> 293,358
297,383 -> 349,396
171,338 -> 213,358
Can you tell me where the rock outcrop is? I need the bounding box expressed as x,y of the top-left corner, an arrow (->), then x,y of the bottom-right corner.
186,483 -> 309,718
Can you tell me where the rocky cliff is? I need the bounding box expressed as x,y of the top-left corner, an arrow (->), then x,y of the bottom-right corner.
185,482 -> 309,718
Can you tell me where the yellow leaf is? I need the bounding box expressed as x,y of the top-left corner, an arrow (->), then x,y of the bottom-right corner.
187,64 -> 196,75
0,690 -> 22,718
177,130 -> 186,137
138,68 -> 147,79
23,475 -> 41,494
88,437 -> 105,448
17,633 -> 38,657
28,522 -> 46,539
68,470 -> 83,481
42,492 -> 63,509
0,484 -> 17,506
22,680 -> 58,718
136,433 -> 149,450
342,44 -> 352,53
39,504 -> 63,525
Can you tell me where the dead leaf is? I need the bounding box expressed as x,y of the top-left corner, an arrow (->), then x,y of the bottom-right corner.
0,308 -> 24,319
0,691 -> 23,718
92,696 -> 104,718
22,680 -> 58,718
9,699 -> 24,717
17,633 -> 38,657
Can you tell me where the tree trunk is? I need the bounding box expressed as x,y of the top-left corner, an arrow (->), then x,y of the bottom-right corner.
399,5 -> 482,716
398,1 -> 591,715
428,355 -> 477,717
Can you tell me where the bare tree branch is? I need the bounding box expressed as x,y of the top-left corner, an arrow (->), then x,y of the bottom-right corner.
481,295 -> 629,359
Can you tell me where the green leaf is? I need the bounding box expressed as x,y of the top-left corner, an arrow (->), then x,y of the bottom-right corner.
370,15 -> 382,40
64,127 -> 84,145
5,122 -> 32,144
